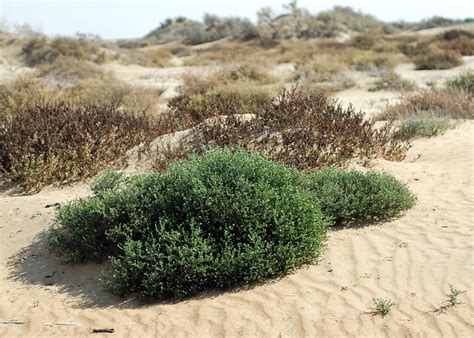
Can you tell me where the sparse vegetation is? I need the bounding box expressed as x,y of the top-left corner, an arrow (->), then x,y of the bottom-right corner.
372,298 -> 395,317
446,70 -> 474,94
369,70 -> 415,92
395,115 -> 454,140
378,89 -> 474,121
447,284 -> 466,306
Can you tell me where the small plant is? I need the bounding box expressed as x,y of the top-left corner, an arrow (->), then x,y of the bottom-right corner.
372,298 -> 395,317
447,284 -> 466,306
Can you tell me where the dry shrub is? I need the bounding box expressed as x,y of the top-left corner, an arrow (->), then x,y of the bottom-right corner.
154,87 -> 409,171
120,48 -> 173,67
446,70 -> 474,94
351,51 -> 396,72
0,101 -> 157,191
37,56 -> 105,81
183,42 -> 266,66
167,85 -> 272,130
369,70 -> 415,92
443,36 -> 474,56
178,63 -> 276,97
0,77 -> 60,120
412,49 -> 463,70
350,33 -> 381,50
64,77 -> 163,112
377,89 -> 474,120
22,36 -> 100,66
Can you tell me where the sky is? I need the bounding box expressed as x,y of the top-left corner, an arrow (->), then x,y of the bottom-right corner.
1,0 -> 473,39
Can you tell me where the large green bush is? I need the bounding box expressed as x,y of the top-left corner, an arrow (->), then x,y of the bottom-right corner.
49,148 -> 328,299
306,167 -> 416,227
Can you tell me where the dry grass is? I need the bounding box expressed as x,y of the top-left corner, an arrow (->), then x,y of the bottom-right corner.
412,49 -> 463,70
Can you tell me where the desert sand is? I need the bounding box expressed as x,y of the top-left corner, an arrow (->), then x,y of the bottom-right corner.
1,115 -> 473,337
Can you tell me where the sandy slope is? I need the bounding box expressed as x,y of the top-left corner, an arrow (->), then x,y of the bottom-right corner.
1,120 -> 473,337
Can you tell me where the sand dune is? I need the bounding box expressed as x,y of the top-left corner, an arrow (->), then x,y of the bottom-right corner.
1,120 -> 473,337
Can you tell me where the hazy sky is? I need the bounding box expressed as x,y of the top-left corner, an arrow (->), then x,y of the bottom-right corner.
1,0 -> 473,39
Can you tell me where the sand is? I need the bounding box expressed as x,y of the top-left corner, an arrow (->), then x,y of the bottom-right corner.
1,119 -> 473,337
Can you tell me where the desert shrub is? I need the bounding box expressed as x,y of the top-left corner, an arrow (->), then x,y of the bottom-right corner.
0,76 -> 59,120
64,77 -> 163,112
167,85 -> 272,129
369,70 -> 415,92
395,115 -> 454,140
37,56 -> 105,81
412,49 -> 463,70
446,70 -> 474,94
306,167 -> 416,226
445,35 -> 474,56
438,30 -> 474,55
22,36 -> 99,66
120,48 -> 173,67
157,87 -> 409,171
351,52 -> 396,72
146,15 -> 255,45
378,89 -> 474,120
179,63 -> 274,97
0,101 -> 156,191
350,33 -> 380,50
50,148 -> 328,299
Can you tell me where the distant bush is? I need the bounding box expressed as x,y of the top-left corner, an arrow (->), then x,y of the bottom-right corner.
350,33 -> 380,50
49,148 -> 328,299
0,77 -> 59,120
351,52 -> 396,72
378,89 -> 474,120
22,36 -> 100,66
446,70 -> 474,94
120,48 -> 173,67
369,70 -> 415,92
306,167 -> 416,227
37,56 -> 105,81
412,49 -> 463,70
145,15 -> 256,45
0,101 -> 156,191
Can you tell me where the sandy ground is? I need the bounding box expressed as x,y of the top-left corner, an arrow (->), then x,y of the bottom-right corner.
1,119 -> 473,337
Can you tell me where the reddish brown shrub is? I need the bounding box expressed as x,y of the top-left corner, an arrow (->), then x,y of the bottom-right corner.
154,87 -> 409,171
0,101 -> 156,191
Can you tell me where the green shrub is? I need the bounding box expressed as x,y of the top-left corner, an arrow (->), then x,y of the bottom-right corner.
412,49 -> 463,70
395,115 -> 453,140
50,148 -> 328,299
306,167 -> 416,227
446,70 -> 474,94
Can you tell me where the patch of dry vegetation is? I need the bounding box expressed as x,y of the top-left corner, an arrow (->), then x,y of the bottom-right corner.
154,87 -> 409,171
0,101 -> 157,191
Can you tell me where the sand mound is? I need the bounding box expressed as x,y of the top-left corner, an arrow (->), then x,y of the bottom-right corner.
1,120 -> 473,337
